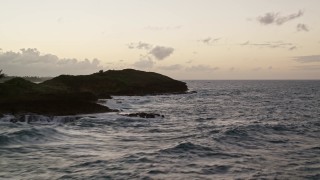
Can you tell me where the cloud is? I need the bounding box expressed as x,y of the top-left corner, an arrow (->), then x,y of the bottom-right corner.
292,55 -> 320,63
294,65 -> 320,71
149,46 -> 174,60
240,41 -> 295,50
198,37 -> 220,45
276,10 -> 304,25
257,10 -> 304,25
132,56 -> 155,69
297,23 -> 309,32
128,42 -> 174,70
257,13 -> 276,25
127,42 -> 152,50
128,42 -> 175,61
289,46 -> 297,51
202,37 -> 212,44
157,64 -> 183,71
241,41 -> 250,46
186,65 -> 219,72
0,48 -> 103,76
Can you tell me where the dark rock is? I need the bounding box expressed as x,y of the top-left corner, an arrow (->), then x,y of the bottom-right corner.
0,99 -> 117,116
10,118 -> 18,123
188,90 -> 197,94
124,112 -> 164,118
97,93 -> 112,99
0,91 -> 118,116
0,69 -> 187,116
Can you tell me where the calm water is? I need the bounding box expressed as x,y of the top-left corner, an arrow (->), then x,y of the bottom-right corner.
1,80 -> 320,179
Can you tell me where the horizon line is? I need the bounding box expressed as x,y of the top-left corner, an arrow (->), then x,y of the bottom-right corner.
179,79 -> 320,81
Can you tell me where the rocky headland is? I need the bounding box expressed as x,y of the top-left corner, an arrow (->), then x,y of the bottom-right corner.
0,69 -> 188,116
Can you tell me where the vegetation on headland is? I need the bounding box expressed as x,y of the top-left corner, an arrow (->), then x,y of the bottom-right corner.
0,69 -> 5,79
0,69 -> 188,116
0,68 -> 52,83
0,75 -> 52,83
42,69 -> 187,96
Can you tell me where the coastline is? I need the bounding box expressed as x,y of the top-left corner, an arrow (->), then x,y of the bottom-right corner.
0,69 -> 188,117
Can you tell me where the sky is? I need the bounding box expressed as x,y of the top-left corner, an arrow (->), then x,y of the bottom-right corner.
0,0 -> 319,79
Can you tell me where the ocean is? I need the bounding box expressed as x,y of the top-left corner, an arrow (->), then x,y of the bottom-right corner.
1,80 -> 319,179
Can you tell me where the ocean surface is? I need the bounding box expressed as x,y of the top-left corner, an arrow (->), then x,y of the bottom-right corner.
1,80 -> 320,179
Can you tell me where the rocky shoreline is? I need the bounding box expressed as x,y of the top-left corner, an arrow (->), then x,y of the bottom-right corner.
123,112 -> 165,118
0,69 -> 188,116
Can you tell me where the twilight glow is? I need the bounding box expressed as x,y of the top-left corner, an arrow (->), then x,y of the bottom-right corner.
0,0 -> 319,79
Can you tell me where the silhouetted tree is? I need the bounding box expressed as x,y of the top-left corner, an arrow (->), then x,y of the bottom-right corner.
99,70 -> 104,73
0,69 -> 5,79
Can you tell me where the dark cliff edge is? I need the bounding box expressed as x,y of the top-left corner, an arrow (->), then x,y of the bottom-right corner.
0,69 -> 188,116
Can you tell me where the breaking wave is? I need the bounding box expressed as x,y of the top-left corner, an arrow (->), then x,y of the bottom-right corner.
0,127 -> 67,146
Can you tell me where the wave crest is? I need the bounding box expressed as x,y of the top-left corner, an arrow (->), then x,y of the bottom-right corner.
0,127 -> 67,146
